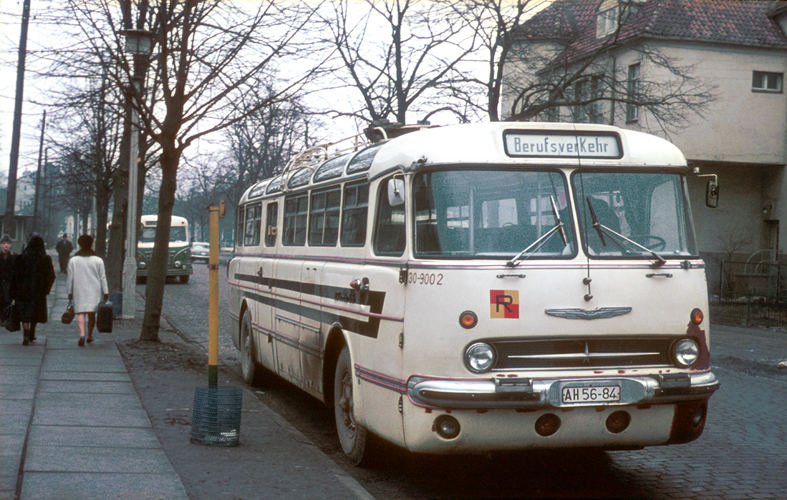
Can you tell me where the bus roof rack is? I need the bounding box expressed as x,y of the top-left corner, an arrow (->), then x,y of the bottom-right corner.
279,121 -> 435,188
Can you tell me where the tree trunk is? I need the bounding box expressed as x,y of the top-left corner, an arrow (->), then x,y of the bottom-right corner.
140,145 -> 178,341
95,180 -> 110,258
106,96 -> 132,292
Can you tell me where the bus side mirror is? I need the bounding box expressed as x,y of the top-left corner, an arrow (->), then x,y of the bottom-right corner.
705,178 -> 719,208
388,177 -> 405,207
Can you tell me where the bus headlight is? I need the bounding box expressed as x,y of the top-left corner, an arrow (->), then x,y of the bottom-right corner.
174,260 -> 182,268
672,338 -> 699,367
464,342 -> 495,373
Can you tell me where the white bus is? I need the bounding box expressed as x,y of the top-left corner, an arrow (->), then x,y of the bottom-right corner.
137,214 -> 192,284
227,122 -> 719,464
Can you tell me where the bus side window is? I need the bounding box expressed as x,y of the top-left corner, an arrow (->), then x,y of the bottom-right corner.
309,187 -> 341,246
265,202 -> 278,247
283,194 -> 308,246
243,202 -> 262,246
236,207 -> 245,247
373,177 -> 406,256
341,182 -> 368,247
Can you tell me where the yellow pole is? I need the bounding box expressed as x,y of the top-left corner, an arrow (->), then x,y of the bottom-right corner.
208,204 -> 219,386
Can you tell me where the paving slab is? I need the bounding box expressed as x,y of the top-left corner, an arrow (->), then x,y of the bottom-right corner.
37,379 -> 135,394
25,445 -> 176,474
0,382 -> 36,399
20,472 -> 188,500
41,370 -> 130,382
28,425 -> 161,449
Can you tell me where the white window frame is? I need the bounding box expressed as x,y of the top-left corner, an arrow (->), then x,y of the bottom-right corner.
752,71 -> 783,93
626,63 -> 641,123
596,7 -> 618,38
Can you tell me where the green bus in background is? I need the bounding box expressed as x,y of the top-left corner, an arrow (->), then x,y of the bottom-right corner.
136,214 -> 192,284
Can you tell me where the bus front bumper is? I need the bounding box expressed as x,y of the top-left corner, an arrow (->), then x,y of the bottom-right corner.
407,371 -> 719,410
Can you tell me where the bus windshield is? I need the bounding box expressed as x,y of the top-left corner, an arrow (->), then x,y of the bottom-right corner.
413,169 -> 575,258
139,226 -> 187,244
573,171 -> 697,258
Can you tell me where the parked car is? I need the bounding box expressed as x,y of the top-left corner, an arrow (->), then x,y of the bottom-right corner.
191,242 -> 209,263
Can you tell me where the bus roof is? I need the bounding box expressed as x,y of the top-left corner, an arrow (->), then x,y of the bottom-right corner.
140,214 -> 188,226
239,122 -> 687,204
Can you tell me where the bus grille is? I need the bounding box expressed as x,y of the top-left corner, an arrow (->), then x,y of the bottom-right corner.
491,337 -> 676,370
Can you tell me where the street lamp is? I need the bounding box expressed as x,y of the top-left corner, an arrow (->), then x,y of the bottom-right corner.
120,29 -> 152,319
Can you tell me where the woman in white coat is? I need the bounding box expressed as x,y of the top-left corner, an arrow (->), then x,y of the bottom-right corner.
66,234 -> 109,346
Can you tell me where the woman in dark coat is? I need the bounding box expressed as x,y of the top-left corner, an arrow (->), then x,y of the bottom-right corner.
11,234 -> 55,345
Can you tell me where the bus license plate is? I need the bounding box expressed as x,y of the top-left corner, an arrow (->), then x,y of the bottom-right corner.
561,384 -> 620,404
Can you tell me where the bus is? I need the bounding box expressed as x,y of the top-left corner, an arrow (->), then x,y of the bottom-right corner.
137,214 -> 192,284
227,122 -> 719,464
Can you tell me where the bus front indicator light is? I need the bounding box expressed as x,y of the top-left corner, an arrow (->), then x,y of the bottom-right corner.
672,338 -> 699,367
690,308 -> 703,325
459,311 -> 477,329
465,342 -> 495,373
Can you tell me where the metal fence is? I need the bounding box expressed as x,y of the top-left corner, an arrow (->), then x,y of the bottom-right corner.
713,260 -> 787,327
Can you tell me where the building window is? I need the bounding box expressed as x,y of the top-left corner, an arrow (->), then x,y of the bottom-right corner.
626,63 -> 640,122
575,75 -> 604,123
752,71 -> 783,93
596,6 -> 618,38
589,75 -> 604,123
574,79 -> 589,122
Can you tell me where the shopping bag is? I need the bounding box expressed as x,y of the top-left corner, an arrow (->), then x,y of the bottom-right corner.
97,300 -> 113,333
61,302 -> 75,324
3,304 -> 19,332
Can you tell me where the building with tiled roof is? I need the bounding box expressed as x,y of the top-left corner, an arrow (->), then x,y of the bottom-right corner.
503,0 -> 787,298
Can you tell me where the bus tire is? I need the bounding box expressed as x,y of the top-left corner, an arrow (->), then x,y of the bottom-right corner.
179,275 -> 189,284
239,309 -> 261,385
333,345 -> 369,465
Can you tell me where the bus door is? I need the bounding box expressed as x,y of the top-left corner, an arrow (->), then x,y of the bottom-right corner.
273,192 -> 309,385
353,175 -> 408,443
252,201 -> 278,369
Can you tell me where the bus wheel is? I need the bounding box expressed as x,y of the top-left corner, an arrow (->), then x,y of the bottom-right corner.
179,275 -> 190,284
333,346 -> 369,465
240,310 -> 260,385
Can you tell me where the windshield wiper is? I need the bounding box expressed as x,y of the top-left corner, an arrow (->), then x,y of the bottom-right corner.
585,197 -> 666,266
507,196 -> 567,268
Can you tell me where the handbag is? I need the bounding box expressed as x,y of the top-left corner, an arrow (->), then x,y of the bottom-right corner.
61,301 -> 75,324
97,300 -> 113,333
3,304 -> 19,332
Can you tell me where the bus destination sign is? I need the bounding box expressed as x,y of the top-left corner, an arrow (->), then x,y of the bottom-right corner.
504,131 -> 622,159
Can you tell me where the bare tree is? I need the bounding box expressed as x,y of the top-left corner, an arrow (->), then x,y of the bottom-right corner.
438,0 -> 541,122
318,0 -> 478,125
498,1 -> 715,133
62,0 -> 321,340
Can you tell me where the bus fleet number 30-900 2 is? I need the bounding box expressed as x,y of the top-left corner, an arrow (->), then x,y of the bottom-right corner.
561,384 -> 621,404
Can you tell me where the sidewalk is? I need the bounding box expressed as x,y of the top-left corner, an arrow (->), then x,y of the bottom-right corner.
1,272 -> 371,500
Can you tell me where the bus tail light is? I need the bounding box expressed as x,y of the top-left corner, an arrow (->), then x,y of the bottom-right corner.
535,414 -> 560,437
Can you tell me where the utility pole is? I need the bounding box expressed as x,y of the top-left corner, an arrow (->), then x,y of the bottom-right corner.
3,0 -> 31,240
33,110 -> 46,231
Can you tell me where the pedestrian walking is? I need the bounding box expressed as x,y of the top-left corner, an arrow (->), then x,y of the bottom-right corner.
66,234 -> 108,346
0,234 -> 15,323
55,233 -> 73,273
11,234 -> 55,345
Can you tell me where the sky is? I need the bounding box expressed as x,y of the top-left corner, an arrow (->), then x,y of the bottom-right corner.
0,0 -> 60,180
